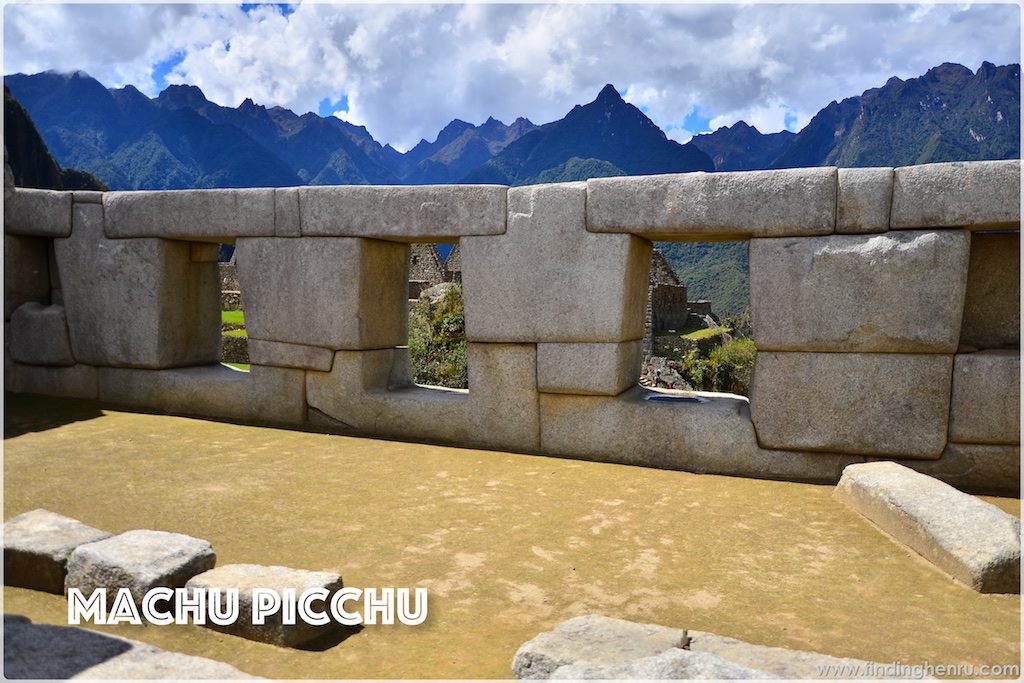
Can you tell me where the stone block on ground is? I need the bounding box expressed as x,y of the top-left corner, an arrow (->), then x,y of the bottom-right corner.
836,167 -> 894,234
463,182 -> 650,343
750,231 -> 969,352
537,341 -> 643,396
103,189 -> 275,240
835,461 -> 1020,593
4,188 -> 72,237
3,509 -> 112,594
890,160 -> 1020,230
247,338 -> 334,371
549,648 -> 774,679
586,168 -> 836,239
55,203 -> 220,368
750,352 -> 953,459
4,233 -> 49,320
9,302 -> 75,366
949,350 -> 1020,444
299,184 -> 507,240
66,530 -> 216,605
3,615 -> 256,679
186,564 -> 344,648
5,362 -> 98,399
236,236 -> 407,350
960,232 -> 1020,350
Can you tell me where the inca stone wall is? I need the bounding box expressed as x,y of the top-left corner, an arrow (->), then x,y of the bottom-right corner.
4,160 -> 1020,495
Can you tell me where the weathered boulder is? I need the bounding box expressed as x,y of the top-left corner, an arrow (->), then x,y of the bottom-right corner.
586,168 -> 836,239
835,461 -> 1020,593
186,564 -> 344,647
949,350 -> 1020,444
750,352 -> 952,459
3,510 -> 111,593
836,167 -> 893,234
463,182 -> 650,342
4,188 -> 72,237
4,234 -> 49,320
959,232 -> 1020,350
236,236 -> 408,350
512,615 -> 685,679
537,341 -> 643,396
550,648 -> 774,679
65,530 -> 216,605
3,615 -> 256,679
749,231 -> 969,353
299,184 -> 507,240
103,188 -> 275,240
9,302 -> 75,366
890,160 -> 1020,230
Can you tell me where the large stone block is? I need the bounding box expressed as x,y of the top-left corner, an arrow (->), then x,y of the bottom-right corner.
836,167 -> 894,234
247,339 -> 333,371
4,188 -> 72,237
103,189 -> 275,241
949,350 -> 1020,445
274,187 -> 301,237
236,237 -> 407,350
465,343 -> 541,452
463,182 -> 650,343
4,234 -> 49,320
4,509 -> 112,594
586,168 -> 836,239
750,230 -> 969,353
98,364 -> 307,426
835,462 -> 1020,593
549,648 -> 771,680
66,530 -> 216,606
6,362 -> 98,399
9,302 -> 75,366
299,184 -> 506,240
960,232 -> 1020,350
891,160 -> 1020,230
883,444 -> 1020,497
537,341 -> 642,396
750,352 -> 953,459
186,564 -> 344,647
55,203 -> 220,368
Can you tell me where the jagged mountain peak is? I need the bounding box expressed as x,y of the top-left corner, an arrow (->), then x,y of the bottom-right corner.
595,83 -> 623,103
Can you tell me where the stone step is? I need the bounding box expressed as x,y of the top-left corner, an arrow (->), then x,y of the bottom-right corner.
3,509 -> 112,594
834,461 -> 1020,593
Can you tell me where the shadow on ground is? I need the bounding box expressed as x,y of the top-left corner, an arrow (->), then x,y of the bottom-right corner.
3,394 -> 105,439
3,614 -> 132,679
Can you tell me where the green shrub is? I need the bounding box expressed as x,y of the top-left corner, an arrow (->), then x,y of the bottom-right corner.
408,285 -> 468,389
708,338 -> 757,395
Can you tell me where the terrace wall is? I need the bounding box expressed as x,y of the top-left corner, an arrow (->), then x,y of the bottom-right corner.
4,161 -> 1020,495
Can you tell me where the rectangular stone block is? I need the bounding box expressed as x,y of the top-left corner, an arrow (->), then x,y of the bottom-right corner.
72,190 -> 104,205
463,182 -> 650,343
891,160 -> 1020,230
9,302 -> 75,366
586,168 -> 836,239
56,203 -> 221,368
836,167 -> 893,234
4,188 -> 72,237
98,364 -> 307,426
4,234 -> 49,320
66,530 -> 216,606
299,184 -> 507,241
247,338 -> 333,371
236,236 -> 407,350
750,230 -> 969,352
6,363 -> 98,400
103,188 -> 275,241
750,352 -> 953,459
186,564 -> 344,648
883,444 -> 1020,497
835,461 -> 1020,593
537,341 -> 642,396
960,232 -> 1019,350
274,187 -> 301,237
4,509 -> 111,594
949,350 -> 1020,445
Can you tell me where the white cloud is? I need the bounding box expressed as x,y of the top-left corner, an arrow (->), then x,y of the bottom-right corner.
3,3 -> 1020,148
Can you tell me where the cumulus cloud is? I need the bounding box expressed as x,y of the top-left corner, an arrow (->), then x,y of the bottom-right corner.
3,2 -> 1019,150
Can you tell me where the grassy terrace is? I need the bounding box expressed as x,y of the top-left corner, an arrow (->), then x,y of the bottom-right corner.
3,394 -> 1020,679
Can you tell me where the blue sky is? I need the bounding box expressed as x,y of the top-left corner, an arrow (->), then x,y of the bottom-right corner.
3,3 -> 1020,150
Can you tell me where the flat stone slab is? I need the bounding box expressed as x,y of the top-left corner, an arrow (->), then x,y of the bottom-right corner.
835,461 -> 1020,593
186,564 -> 344,648
536,341 -> 642,396
3,510 -> 111,594
3,614 -> 256,679
836,167 -> 893,234
66,530 -> 216,604
103,188 -> 275,240
4,188 -> 72,237
549,648 -> 775,679
891,160 -> 1020,230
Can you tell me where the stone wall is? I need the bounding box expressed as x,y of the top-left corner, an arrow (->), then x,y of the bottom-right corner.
4,161 -> 1020,495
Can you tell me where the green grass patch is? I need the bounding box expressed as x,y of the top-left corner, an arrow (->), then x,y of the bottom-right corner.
223,328 -> 248,338
221,310 -> 245,325
222,362 -> 250,372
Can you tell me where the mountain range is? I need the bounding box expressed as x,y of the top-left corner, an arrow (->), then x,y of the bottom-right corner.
4,61 -> 1019,314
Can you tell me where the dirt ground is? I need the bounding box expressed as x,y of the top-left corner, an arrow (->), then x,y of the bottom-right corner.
3,394 -> 1020,679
